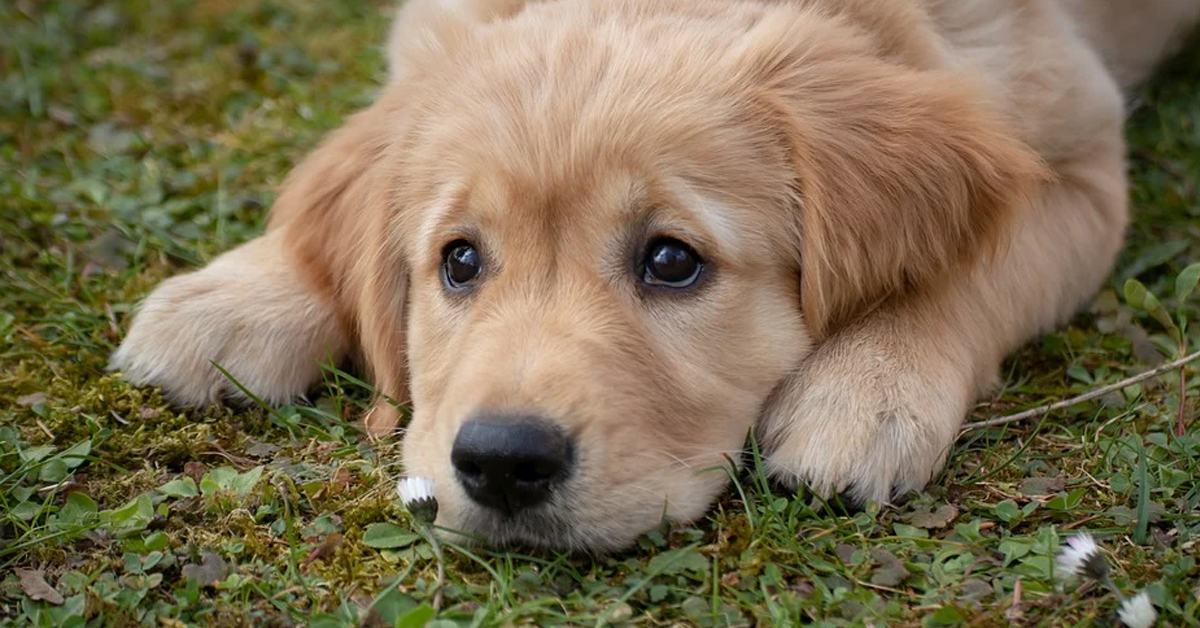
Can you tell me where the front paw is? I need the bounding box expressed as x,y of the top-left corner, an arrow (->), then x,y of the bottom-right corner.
110,270 -> 247,406
109,235 -> 347,407
758,327 -> 972,504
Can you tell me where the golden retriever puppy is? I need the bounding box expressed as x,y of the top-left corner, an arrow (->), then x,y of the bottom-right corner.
110,0 -> 1200,550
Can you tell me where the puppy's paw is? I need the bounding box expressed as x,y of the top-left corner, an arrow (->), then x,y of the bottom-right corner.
759,323 -> 972,504
109,234 -> 348,407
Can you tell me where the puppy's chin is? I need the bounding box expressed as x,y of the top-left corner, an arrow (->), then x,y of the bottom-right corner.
437,506 -> 637,554
429,472 -> 730,553
431,491 -> 660,553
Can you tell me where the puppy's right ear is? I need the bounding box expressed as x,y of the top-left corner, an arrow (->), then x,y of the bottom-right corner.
266,90 -> 414,437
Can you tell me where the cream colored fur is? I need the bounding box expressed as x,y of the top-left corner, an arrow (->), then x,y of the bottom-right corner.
109,0 -> 1199,550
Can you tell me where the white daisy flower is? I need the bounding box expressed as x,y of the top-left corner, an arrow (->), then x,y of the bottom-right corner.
1117,591 -> 1157,628
1056,532 -> 1109,581
396,476 -> 438,523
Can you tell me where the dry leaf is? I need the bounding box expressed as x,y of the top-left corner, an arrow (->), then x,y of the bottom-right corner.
835,543 -> 857,564
789,581 -> 815,597
960,579 -> 993,601
18,569 -> 64,605
182,552 -> 229,587
1019,476 -> 1066,496
183,461 -> 208,482
47,106 -> 77,126
869,549 -> 909,587
331,467 -> 352,489
1128,325 -> 1165,366
244,440 -> 280,458
305,533 -> 344,568
17,393 -> 51,407
908,504 -> 959,529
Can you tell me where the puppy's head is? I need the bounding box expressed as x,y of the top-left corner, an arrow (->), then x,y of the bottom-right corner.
296,1 -> 1043,551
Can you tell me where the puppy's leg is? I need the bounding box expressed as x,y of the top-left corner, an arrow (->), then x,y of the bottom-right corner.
760,140 -> 1130,503
110,228 -> 350,406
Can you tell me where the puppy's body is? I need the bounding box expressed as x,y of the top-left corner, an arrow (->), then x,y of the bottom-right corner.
111,0 -> 1199,550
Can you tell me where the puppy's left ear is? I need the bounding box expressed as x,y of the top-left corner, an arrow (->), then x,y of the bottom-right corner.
267,87 -> 415,438
739,10 -> 1049,339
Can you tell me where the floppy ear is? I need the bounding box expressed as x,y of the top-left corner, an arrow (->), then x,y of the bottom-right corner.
355,200 -> 413,438
740,11 -> 1049,339
266,89 -> 414,437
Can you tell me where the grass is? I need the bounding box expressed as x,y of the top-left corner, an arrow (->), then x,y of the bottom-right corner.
1,1 -> 1198,625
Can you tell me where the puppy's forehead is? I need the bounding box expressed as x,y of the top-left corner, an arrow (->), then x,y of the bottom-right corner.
417,167 -> 634,236
402,23 -> 803,262
469,166 -> 639,227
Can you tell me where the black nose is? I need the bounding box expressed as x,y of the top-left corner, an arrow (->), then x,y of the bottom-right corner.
451,415 -> 573,515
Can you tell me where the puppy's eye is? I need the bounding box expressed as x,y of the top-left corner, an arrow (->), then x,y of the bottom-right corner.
442,240 -> 483,288
642,238 -> 703,288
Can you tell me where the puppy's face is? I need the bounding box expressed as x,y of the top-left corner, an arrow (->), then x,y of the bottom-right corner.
367,12 -> 810,550
351,3 -> 1039,550
396,44 -> 807,552
400,171 -> 806,549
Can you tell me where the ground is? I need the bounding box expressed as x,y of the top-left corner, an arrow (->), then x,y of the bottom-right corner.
1,1 -> 1198,626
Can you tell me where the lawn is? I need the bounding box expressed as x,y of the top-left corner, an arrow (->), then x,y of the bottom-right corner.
2,1 -> 1199,626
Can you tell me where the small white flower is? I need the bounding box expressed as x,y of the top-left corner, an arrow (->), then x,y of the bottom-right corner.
1117,591 -> 1157,628
1057,532 -> 1109,581
397,476 -> 434,504
396,476 -> 438,523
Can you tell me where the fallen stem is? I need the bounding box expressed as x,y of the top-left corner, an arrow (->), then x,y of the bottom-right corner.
961,350 -> 1200,432
425,524 -> 445,611
1177,353 -> 1188,436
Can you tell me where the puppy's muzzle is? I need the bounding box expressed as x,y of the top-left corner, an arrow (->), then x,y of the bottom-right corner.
450,414 -> 574,515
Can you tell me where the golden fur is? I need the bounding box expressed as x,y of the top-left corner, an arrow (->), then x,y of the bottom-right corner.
110,0 -> 1200,550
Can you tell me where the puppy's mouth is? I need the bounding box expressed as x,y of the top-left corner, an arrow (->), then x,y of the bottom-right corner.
450,501 -> 587,550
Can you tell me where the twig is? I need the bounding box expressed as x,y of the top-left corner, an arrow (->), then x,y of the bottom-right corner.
1061,514 -> 1103,531
961,350 -> 1200,432
1177,363 -> 1188,436
104,302 -> 122,340
1005,579 -> 1024,623
198,446 -> 257,469
37,478 -> 76,494
35,419 -> 54,440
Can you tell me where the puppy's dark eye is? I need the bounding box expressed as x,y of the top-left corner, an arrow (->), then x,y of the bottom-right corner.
642,238 -> 703,288
442,240 -> 482,288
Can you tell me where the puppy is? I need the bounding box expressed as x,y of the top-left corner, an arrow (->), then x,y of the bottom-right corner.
111,0 -> 1200,550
